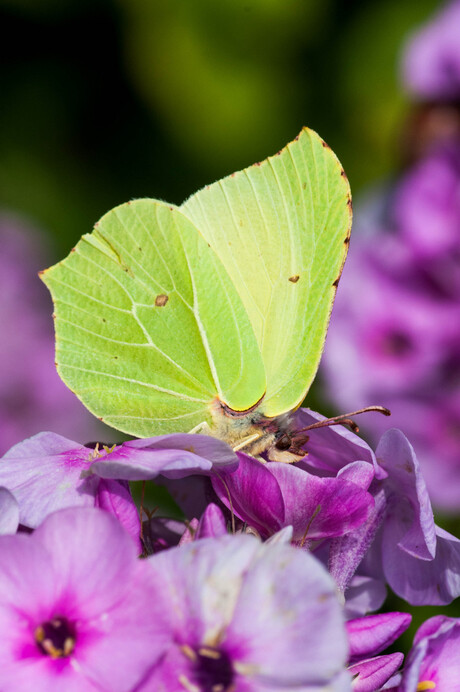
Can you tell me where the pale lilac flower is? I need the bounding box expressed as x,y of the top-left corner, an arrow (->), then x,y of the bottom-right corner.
343,575 -> 387,619
0,431 -> 237,547
0,508 -> 171,692
0,432 -> 141,548
397,616 -> 460,691
89,433 -> 238,480
139,534 -> 351,691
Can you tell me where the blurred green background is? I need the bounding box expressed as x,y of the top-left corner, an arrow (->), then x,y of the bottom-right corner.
2,0 -> 459,651
0,0 -> 440,260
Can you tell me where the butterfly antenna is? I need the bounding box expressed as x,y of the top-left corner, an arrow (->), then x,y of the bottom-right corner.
298,406 -> 391,434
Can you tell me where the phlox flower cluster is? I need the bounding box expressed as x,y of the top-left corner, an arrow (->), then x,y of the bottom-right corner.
2,6 -> 460,690
322,0 -> 460,511
1,402 -> 460,691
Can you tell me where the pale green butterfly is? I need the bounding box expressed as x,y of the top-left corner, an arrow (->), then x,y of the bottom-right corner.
41,128 -> 352,461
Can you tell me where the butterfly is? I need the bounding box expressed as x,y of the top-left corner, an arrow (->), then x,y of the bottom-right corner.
41,127 -> 352,461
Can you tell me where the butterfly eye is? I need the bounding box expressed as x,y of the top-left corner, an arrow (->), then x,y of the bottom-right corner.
275,434 -> 292,451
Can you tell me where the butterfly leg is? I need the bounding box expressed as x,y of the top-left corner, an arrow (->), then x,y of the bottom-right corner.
189,421 -> 212,435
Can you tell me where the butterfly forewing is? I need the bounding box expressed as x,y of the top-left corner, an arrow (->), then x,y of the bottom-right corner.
182,127 -> 351,418
42,200 -> 266,437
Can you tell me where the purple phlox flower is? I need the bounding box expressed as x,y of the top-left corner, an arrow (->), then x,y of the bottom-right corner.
397,616 -> 460,691
180,503 -> 228,545
212,450 -> 375,543
95,478 -> 142,553
346,612 -> 411,692
0,431 -> 237,549
348,655 -> 404,692
0,487 -> 19,534
138,534 -> 351,691
0,507 -> 172,692
194,502 -> 227,539
356,429 -> 460,605
402,0 -> 460,100
347,611 -> 411,663
210,407 -> 378,543
0,215 -> 105,455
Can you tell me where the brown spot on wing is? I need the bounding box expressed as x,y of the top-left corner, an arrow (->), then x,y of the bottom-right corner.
289,275 -> 300,283
332,277 -> 340,288
155,294 -> 169,307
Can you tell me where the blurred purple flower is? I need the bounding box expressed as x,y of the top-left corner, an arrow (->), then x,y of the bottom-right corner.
402,0 -> 460,100
0,508 -> 171,692
322,144 -> 460,510
0,214 -> 105,455
397,616 -> 460,691
324,248 -> 457,406
139,534 -> 350,691
393,143 -> 460,262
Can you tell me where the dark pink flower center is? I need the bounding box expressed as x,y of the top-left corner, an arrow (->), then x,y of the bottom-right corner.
182,645 -> 234,691
381,329 -> 413,357
34,616 -> 76,659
